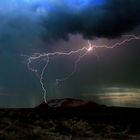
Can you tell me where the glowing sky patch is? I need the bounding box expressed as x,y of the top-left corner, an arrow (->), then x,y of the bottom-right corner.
66,0 -> 105,7
0,0 -> 106,16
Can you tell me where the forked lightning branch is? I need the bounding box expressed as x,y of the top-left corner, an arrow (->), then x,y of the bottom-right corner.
24,35 -> 140,103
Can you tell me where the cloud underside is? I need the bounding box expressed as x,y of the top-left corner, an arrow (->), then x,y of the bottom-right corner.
41,0 -> 140,41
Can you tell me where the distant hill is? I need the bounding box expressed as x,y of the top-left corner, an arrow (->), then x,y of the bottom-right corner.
36,98 -> 106,110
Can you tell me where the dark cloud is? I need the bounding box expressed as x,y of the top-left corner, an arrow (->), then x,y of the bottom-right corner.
42,0 -> 140,41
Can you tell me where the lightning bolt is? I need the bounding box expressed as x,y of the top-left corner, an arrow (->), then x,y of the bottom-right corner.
24,35 -> 140,103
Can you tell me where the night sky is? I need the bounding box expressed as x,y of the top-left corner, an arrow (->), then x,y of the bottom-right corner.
0,0 -> 140,107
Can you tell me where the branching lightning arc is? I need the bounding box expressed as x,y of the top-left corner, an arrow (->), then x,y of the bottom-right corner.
24,35 -> 140,103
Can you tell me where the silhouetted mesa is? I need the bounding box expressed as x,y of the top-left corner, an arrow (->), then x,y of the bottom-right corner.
36,98 -> 106,109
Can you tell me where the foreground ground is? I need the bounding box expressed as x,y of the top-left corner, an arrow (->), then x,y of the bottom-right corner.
0,99 -> 140,140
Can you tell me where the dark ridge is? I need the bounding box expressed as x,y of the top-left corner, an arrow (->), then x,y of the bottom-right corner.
38,98 -> 106,108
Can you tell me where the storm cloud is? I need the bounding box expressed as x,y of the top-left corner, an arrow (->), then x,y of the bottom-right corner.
1,0 -> 140,43
0,0 -> 140,107
40,0 -> 140,41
